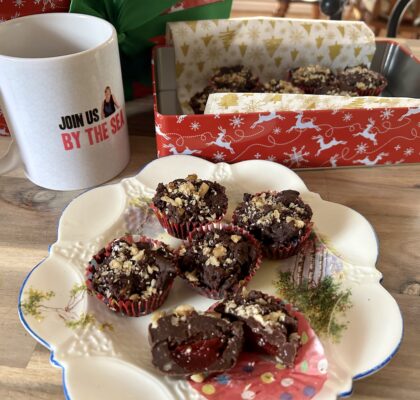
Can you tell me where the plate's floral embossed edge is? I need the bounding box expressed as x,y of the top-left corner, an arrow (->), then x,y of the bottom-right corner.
17,155 -> 403,400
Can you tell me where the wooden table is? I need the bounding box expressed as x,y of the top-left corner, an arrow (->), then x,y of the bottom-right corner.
1,47 -> 420,400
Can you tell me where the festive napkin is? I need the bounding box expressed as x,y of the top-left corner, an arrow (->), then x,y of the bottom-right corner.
166,18 -> 376,114
189,304 -> 328,400
205,92 -> 420,114
70,0 -> 232,100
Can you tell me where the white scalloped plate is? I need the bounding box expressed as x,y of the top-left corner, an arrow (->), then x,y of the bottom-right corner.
18,155 -> 403,400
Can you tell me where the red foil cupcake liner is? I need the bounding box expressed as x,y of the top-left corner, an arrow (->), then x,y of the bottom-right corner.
296,85 -> 316,95
151,204 -> 225,240
178,222 -> 263,300
355,81 -> 387,97
85,235 -> 175,317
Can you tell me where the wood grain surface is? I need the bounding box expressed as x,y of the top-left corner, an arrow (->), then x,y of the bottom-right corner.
1,40 -> 420,400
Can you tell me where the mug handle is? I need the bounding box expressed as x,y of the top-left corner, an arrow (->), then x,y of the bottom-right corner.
0,138 -> 21,174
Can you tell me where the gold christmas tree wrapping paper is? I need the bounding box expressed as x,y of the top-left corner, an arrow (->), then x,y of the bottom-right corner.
204,92 -> 420,114
166,17 -> 377,114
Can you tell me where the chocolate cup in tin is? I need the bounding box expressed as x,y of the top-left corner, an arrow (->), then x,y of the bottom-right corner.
86,235 -> 176,317
178,222 -> 262,300
355,81 -> 387,97
288,69 -> 323,95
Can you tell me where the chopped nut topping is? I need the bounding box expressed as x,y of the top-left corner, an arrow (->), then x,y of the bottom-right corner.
205,255 -> 220,267
198,182 -> 210,198
212,244 -> 227,258
130,245 -> 139,255
224,300 -> 285,327
285,215 -> 305,228
186,174 -> 198,181
202,246 -> 212,256
174,304 -> 195,317
110,259 -> 122,269
178,182 -> 195,196
230,234 -> 242,243
151,311 -> 166,328
185,270 -> 199,282
122,260 -> 133,272
161,195 -> 178,207
132,249 -> 145,262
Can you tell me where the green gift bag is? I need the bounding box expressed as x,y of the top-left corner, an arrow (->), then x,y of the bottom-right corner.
70,0 -> 233,99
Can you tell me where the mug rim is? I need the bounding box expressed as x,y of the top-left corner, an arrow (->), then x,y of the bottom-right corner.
0,13 -> 116,62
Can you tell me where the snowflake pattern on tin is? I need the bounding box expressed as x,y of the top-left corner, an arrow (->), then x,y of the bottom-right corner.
273,127 -> 282,135
190,121 -> 200,131
380,109 -> 394,120
284,146 -> 310,167
34,0 -> 59,11
355,143 -> 368,154
404,147 -> 414,156
230,116 -> 244,128
213,151 -> 226,162
342,113 -> 352,122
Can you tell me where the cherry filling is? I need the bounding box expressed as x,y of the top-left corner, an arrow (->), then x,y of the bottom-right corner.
242,325 -> 280,355
247,330 -> 279,355
171,337 -> 226,371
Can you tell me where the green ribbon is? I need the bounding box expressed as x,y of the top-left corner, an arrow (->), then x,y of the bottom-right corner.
70,0 -> 232,99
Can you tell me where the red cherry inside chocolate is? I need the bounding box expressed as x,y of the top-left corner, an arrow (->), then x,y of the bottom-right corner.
244,328 -> 279,356
171,337 -> 225,371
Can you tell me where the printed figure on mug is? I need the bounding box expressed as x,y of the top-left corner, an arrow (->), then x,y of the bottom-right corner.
59,87 -> 125,151
102,86 -> 120,119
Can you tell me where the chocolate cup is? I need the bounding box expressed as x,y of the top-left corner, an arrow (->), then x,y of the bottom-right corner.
261,222 -> 313,259
288,69 -> 325,94
86,235 -> 176,317
178,222 -> 263,300
232,190 -> 313,260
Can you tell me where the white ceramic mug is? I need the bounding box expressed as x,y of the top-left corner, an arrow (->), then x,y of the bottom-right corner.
0,13 -> 130,190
